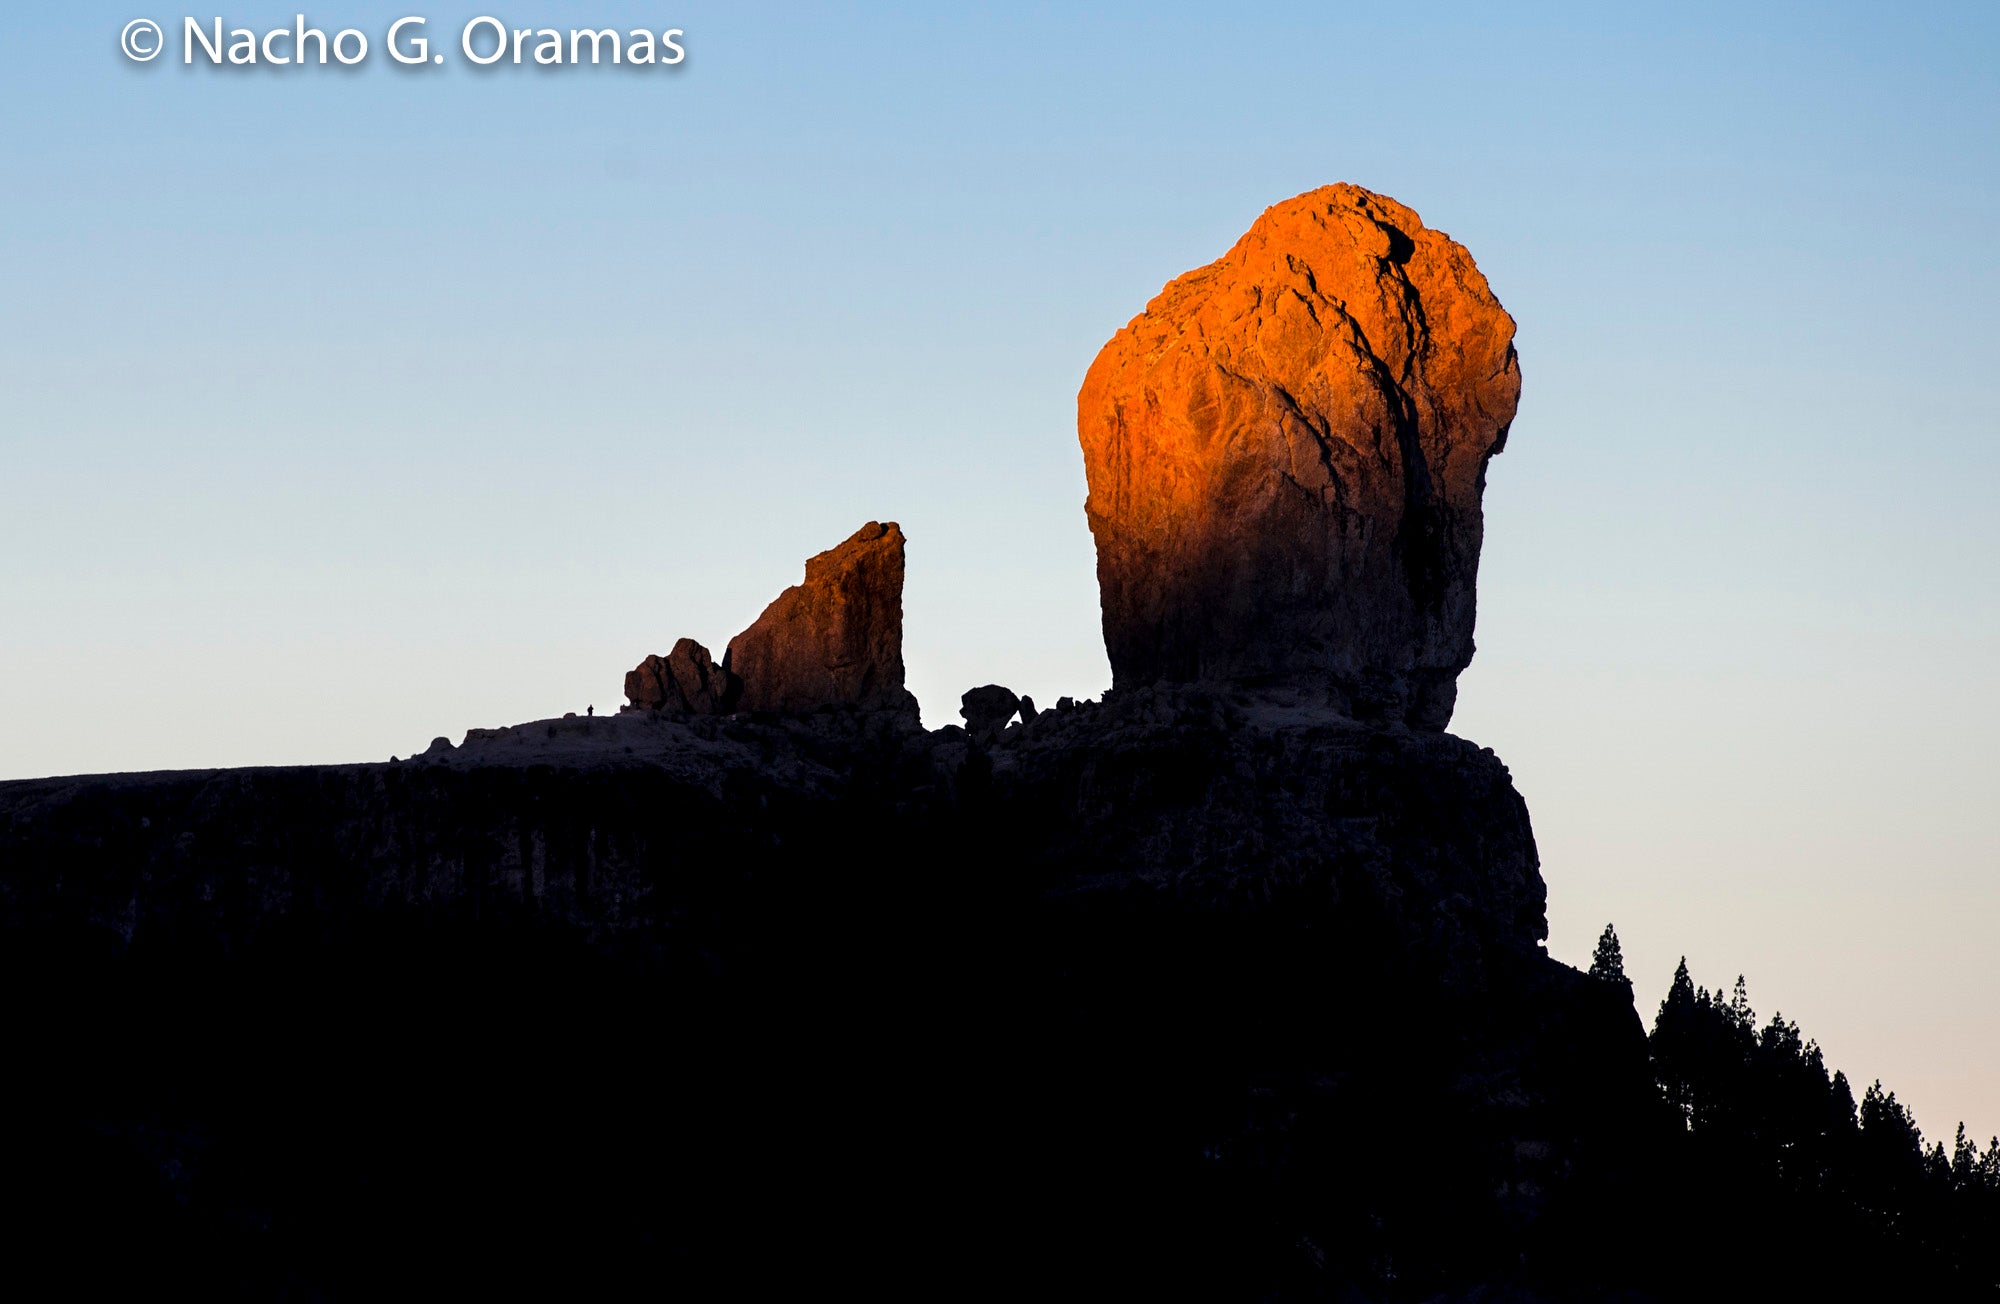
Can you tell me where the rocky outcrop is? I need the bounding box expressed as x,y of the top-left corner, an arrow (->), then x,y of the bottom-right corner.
620,523 -> 917,723
725,522 -> 918,720
624,637 -> 740,716
959,684 -> 1021,743
0,189 -> 1677,1299
1077,184 -> 1520,729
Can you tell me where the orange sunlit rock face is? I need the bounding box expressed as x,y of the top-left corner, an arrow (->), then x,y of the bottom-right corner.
1078,184 -> 1520,729
726,521 -> 919,719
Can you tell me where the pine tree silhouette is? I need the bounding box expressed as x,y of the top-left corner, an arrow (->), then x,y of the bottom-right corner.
1587,923 -> 1627,985
1644,959 -> 2000,1296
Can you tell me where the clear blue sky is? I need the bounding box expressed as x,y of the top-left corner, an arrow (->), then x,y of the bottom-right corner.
5,2 -> 1997,1142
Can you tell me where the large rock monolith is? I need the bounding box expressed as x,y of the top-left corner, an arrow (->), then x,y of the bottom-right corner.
1077,184 -> 1520,728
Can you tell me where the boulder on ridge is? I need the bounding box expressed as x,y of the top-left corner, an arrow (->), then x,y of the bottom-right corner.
624,637 -> 740,716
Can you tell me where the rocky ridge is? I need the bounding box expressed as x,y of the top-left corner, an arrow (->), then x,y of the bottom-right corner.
0,187 -> 1661,1300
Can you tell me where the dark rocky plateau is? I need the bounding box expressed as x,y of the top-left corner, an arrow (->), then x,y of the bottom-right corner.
1,188 -> 1749,1299
0,693 -> 1661,1298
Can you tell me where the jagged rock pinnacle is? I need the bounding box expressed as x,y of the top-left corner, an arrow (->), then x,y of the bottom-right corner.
726,521 -> 919,719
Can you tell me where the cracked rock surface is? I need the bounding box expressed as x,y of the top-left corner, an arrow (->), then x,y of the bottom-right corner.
1078,184 -> 1520,729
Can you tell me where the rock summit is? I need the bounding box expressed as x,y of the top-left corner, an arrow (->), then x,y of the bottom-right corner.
1077,183 -> 1520,728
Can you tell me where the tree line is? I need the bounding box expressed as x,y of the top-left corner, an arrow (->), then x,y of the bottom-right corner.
1592,924 -> 1999,1294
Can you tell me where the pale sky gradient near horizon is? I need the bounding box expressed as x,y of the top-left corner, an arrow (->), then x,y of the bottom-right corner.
4,3 -> 1997,1143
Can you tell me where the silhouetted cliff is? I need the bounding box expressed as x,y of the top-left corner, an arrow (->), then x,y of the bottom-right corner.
0,689 -> 1655,1297
9,185 -> 1983,1299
